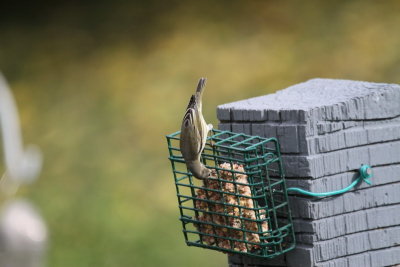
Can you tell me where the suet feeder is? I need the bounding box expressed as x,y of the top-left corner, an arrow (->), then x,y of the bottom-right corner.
166,129 -> 296,258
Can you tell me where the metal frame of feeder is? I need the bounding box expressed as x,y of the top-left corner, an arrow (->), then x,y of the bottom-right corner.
166,129 -> 296,258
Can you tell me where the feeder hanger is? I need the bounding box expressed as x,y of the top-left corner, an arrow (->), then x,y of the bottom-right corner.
0,74 -> 42,196
286,165 -> 373,197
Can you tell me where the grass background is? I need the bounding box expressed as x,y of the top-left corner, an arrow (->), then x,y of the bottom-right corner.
0,1 -> 400,266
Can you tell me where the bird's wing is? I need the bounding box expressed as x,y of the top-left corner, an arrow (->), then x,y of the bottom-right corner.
181,107 -> 202,156
194,108 -> 206,153
180,77 -> 209,158
186,95 -> 196,110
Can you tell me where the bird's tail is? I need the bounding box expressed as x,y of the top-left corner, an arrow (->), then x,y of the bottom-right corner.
195,77 -> 206,111
196,77 -> 207,96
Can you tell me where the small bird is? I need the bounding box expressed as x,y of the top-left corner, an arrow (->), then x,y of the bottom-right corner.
180,78 -> 213,179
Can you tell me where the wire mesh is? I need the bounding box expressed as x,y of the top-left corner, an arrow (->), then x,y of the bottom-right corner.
166,129 -> 295,258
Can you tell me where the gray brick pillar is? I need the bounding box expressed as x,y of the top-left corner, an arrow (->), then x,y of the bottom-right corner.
217,78 -> 400,267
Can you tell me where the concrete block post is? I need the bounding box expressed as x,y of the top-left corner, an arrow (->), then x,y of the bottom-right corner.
218,79 -> 400,267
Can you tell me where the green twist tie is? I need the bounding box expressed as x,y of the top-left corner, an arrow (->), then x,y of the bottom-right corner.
287,165 -> 373,197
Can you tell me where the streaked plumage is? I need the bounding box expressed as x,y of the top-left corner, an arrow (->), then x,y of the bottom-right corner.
180,78 -> 213,179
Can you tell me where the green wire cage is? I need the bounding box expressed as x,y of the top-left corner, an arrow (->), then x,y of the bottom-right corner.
166,129 -> 296,258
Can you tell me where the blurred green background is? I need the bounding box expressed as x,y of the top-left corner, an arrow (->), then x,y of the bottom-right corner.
0,1 -> 399,266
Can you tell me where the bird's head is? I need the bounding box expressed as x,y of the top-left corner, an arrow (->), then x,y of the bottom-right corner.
199,167 -> 212,179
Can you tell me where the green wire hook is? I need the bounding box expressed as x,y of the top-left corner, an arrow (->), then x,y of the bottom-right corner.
287,165 -> 373,197
359,164 -> 373,185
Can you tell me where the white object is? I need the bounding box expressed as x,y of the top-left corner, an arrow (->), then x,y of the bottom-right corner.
0,199 -> 48,267
0,73 -> 42,195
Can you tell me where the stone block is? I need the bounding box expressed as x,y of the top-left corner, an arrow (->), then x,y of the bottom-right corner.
313,226 -> 400,261
289,183 -> 400,219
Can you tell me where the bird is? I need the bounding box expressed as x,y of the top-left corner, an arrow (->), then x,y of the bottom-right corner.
180,78 -> 213,179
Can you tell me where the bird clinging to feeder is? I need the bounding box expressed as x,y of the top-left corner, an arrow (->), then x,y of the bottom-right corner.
180,78 -> 213,179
